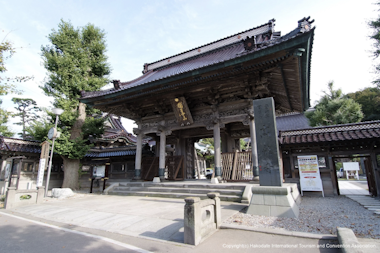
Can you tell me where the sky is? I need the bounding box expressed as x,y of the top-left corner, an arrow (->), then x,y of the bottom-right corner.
0,0 -> 379,137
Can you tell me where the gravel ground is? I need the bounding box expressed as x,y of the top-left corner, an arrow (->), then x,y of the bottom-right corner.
225,196 -> 380,239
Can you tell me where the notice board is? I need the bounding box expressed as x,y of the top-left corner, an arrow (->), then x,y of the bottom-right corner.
297,155 -> 324,197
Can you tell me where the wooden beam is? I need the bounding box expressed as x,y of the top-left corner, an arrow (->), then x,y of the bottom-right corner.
278,64 -> 293,111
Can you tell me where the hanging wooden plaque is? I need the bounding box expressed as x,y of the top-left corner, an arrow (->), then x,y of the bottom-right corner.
171,97 -> 193,126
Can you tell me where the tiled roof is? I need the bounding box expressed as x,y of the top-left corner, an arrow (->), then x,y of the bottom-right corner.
0,136 -> 41,154
276,113 -> 310,132
81,17 -> 314,100
144,19 -> 276,72
100,114 -> 151,144
85,149 -> 136,158
279,121 -> 380,145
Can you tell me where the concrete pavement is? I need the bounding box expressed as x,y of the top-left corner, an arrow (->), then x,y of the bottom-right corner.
1,195 -> 244,243
338,180 -> 370,195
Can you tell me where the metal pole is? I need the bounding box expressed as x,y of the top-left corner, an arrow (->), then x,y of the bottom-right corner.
45,114 -> 59,197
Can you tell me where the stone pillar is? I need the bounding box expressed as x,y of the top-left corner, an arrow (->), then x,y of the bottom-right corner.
37,186 -> 45,204
4,186 -> 16,209
253,97 -> 282,187
133,129 -> 143,180
213,122 -> 222,180
184,197 -> 201,245
249,118 -> 259,179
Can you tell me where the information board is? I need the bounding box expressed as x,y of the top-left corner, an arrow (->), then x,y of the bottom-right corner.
93,165 -> 105,178
297,155 -> 324,197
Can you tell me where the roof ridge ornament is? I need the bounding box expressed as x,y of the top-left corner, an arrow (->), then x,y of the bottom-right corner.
243,36 -> 257,51
298,16 -> 314,33
112,80 -> 121,90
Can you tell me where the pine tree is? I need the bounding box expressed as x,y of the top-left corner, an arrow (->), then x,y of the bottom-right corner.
12,98 -> 41,139
306,82 -> 363,126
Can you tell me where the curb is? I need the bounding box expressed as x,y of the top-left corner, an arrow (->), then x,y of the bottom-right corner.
221,224 -> 337,240
337,227 -> 363,253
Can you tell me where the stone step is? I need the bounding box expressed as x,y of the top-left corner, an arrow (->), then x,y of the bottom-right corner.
109,190 -> 242,202
118,182 -> 246,190
113,186 -> 242,196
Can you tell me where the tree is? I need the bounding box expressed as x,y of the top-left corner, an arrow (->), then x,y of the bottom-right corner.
370,2 -> 380,86
41,20 -> 110,189
0,100 -> 14,137
306,82 -> 363,126
11,98 -> 41,139
346,87 -> 380,121
0,32 -> 30,136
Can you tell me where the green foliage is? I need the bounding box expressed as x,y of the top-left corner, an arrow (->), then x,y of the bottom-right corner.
335,162 -> 343,171
369,2 -> 380,86
81,115 -> 105,140
306,82 -> 363,126
40,20 -> 111,160
0,101 -> 14,137
0,32 -> 30,137
346,87 -> 380,121
24,116 -> 52,141
12,98 -> 41,139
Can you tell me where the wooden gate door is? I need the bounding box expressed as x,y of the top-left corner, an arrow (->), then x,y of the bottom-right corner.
141,157 -> 159,181
166,156 -> 184,180
365,157 -> 377,197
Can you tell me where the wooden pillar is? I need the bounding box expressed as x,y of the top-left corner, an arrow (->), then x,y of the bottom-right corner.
289,151 -> 296,178
370,152 -> 380,197
327,153 -> 339,195
221,133 -> 228,153
158,131 -> 166,180
249,118 -> 259,178
133,129 -> 143,180
213,122 -> 222,179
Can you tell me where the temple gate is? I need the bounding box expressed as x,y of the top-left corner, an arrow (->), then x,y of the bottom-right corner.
80,17 -> 315,182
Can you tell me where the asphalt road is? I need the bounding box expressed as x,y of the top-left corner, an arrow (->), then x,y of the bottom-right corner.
0,213 -> 153,253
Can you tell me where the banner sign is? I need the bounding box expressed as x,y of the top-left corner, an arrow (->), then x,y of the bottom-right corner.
297,155 -> 324,197
36,158 -> 46,187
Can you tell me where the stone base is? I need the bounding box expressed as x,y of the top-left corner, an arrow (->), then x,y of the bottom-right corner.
246,184 -> 300,218
210,178 -> 219,184
152,177 -> 161,183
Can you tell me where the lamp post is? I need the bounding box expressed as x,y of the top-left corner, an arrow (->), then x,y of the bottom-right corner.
45,108 -> 64,197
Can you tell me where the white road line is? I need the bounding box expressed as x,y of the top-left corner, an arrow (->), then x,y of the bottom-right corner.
0,212 -> 152,253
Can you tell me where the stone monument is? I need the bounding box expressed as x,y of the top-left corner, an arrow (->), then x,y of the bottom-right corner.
247,97 -> 300,218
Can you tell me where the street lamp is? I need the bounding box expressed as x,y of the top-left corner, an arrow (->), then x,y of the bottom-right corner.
45,108 -> 64,196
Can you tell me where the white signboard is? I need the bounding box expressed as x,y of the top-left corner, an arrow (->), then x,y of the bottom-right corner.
297,155 -> 324,197
93,165 -> 105,178
343,162 -> 360,180
36,158 -> 46,187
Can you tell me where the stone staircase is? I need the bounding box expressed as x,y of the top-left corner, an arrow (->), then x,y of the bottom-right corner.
346,195 -> 380,215
107,182 -> 246,202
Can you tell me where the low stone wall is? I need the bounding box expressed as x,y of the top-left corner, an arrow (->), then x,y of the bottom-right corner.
184,192 -> 221,245
4,186 -> 45,209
